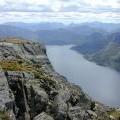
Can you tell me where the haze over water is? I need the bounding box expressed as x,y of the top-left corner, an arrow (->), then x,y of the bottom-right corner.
47,45 -> 120,107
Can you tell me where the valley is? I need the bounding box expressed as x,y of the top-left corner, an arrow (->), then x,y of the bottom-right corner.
0,22 -> 120,71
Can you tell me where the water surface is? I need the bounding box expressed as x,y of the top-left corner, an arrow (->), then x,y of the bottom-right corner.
46,45 -> 120,107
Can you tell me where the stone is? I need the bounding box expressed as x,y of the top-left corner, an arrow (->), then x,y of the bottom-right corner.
54,90 -> 71,119
33,112 -> 54,120
86,110 -> 97,117
0,67 -> 16,119
68,106 -> 86,120
109,115 -> 115,120
34,89 -> 49,113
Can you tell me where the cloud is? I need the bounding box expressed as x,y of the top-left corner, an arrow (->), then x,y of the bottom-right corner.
0,0 -> 120,13
0,4 -> 52,12
0,0 -> 120,23
0,12 -> 120,24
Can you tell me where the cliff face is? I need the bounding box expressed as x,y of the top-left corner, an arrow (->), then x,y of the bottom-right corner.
0,38 -> 119,120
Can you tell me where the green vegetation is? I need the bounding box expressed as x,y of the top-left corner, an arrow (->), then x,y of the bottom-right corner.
0,38 -> 30,44
0,59 -> 33,72
0,58 -> 56,85
0,59 -> 43,78
107,108 -> 120,119
0,112 -> 10,120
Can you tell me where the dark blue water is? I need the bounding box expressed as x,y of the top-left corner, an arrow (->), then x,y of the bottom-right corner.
47,45 -> 120,107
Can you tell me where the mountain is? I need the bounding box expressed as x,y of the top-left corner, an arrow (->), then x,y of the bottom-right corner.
72,22 -> 120,32
0,24 -> 79,45
71,32 -> 108,54
88,32 -> 120,71
72,32 -> 120,71
35,25 -> 107,45
0,23 -> 107,45
4,21 -> 120,32
0,25 -> 37,40
35,28 -> 80,45
0,22 -> 120,71
3,22 -> 66,31
0,38 -> 119,120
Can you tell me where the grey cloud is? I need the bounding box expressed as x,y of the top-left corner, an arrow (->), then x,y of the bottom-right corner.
0,0 -> 120,15
0,2 -> 52,12
58,0 -> 73,2
60,4 -> 81,12
92,6 -> 120,14
117,0 -> 120,3
58,0 -> 90,6
0,12 -> 120,24
60,5 -> 93,13
59,3 -> 120,14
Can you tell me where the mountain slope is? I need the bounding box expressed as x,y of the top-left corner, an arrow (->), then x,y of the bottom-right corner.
0,25 -> 37,40
0,23 -> 108,45
3,22 -> 66,31
0,38 -> 119,120
88,32 -> 120,71
72,32 -> 120,71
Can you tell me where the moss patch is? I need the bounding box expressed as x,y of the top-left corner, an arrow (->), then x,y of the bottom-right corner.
0,112 -> 11,120
0,38 -> 30,44
107,109 -> 120,118
0,59 -> 43,77
0,59 -> 56,86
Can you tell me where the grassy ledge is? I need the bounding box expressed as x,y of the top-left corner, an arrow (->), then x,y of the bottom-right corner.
0,38 -> 30,44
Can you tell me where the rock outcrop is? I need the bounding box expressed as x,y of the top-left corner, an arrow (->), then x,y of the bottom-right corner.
0,38 -> 119,120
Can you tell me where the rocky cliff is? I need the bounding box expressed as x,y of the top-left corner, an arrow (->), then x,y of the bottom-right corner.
0,38 -> 119,120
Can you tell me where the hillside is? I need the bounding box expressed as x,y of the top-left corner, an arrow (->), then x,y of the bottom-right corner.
0,38 -> 119,120
0,25 -> 37,41
0,23 -> 107,45
3,22 -> 66,31
87,32 -> 120,71
72,32 -> 120,71
0,22 -> 120,71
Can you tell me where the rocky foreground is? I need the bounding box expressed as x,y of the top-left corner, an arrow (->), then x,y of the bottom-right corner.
0,38 -> 120,120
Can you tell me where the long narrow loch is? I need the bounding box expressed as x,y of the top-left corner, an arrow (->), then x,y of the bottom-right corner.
47,45 -> 120,107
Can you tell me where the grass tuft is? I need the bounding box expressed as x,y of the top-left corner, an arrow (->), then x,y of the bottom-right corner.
0,112 -> 11,120
0,38 -> 30,44
107,109 -> 120,118
0,59 -> 43,78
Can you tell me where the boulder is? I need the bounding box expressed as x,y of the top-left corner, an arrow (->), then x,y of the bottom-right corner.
33,112 -> 54,120
54,90 -> 71,119
68,106 -> 86,120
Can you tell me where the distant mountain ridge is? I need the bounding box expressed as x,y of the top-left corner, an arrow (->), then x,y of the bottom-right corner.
0,22 -> 112,45
0,24 -> 37,40
1,22 -> 120,71
3,22 -> 66,31
3,21 -> 120,32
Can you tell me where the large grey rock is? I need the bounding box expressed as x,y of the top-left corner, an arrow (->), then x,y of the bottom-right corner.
54,90 -> 71,119
33,89 -> 49,113
86,110 -> 97,118
0,67 -> 16,120
68,106 -> 86,120
33,112 -> 54,120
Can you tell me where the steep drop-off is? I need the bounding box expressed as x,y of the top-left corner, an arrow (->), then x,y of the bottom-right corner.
0,38 -> 119,120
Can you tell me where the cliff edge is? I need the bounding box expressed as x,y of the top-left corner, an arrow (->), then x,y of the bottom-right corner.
0,38 -> 119,120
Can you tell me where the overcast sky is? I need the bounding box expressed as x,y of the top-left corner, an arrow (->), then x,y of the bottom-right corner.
0,0 -> 120,23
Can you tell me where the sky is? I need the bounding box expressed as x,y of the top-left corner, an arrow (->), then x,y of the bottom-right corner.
0,0 -> 120,23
